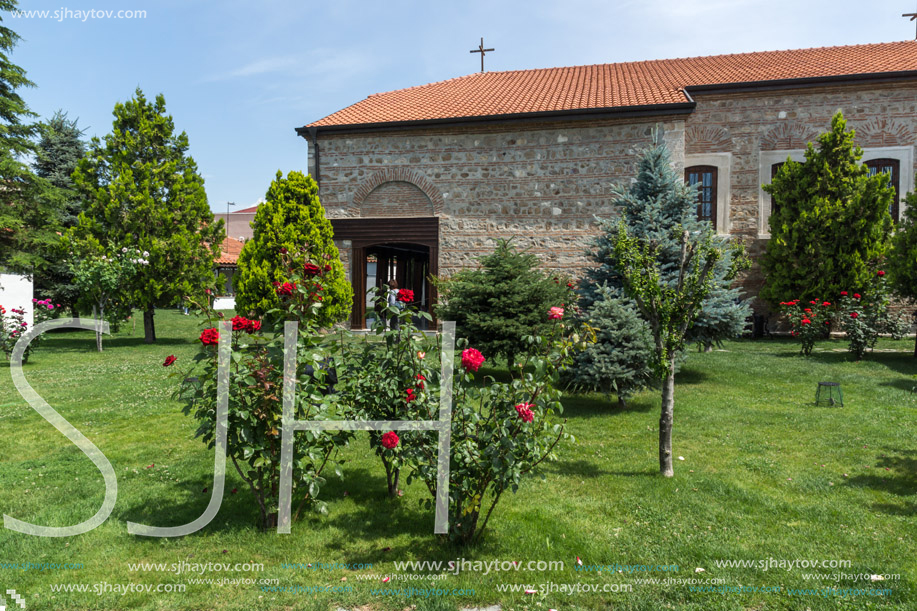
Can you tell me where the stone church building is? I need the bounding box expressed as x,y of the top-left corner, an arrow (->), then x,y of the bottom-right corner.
296,41 -> 917,329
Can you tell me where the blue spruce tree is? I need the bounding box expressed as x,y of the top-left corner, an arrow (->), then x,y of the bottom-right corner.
573,131 -> 749,401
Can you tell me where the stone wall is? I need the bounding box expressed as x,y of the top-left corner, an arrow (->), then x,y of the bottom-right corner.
314,117 -> 684,279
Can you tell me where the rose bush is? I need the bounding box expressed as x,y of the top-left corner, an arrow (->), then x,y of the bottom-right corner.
837,271 -> 907,360
779,299 -> 833,355
0,300 -> 56,363
176,245 -> 352,529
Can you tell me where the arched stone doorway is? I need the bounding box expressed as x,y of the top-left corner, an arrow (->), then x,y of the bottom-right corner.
330,217 -> 438,330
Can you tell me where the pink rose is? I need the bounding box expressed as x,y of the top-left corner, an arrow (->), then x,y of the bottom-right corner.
381,431 -> 399,449
548,306 -> 564,320
514,402 -> 535,423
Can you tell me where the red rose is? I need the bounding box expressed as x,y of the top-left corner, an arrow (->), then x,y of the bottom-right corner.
415,374 -> 426,390
822,302 -> 831,307
324,264 -> 332,272
853,293 -> 861,299
461,348 -> 485,372
200,328 -> 219,345
397,289 -> 414,303
276,282 -> 296,297
840,291 -> 848,296
381,431 -> 399,449
515,402 -> 535,423
231,315 -> 249,331
249,320 -> 262,332
163,355 -> 177,367
279,247 -> 288,254
804,308 -> 812,313
809,300 -> 817,305
405,388 -> 416,403
303,263 -> 321,276
850,311 -> 859,319
878,270 -> 885,277
801,318 -> 811,325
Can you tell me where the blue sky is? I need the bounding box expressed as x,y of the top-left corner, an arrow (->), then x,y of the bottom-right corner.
9,0 -> 917,211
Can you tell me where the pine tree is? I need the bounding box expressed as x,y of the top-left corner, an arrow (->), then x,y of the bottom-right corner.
562,285 -> 652,407
69,88 -> 222,342
761,112 -> 894,305
580,130 -> 749,353
889,190 -> 917,356
234,170 -> 352,327
0,0 -> 59,275
33,111 -> 86,310
435,239 -> 572,368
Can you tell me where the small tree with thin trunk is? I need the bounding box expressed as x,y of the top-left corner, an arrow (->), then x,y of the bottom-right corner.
612,225 -> 742,476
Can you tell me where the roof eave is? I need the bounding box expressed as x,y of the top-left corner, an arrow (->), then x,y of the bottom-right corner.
684,70 -> 917,95
296,101 -> 697,138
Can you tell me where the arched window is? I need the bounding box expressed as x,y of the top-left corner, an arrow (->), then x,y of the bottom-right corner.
685,166 -> 717,224
865,158 -> 900,222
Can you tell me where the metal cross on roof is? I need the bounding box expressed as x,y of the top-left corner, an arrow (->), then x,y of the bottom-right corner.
469,37 -> 494,73
905,3 -> 917,39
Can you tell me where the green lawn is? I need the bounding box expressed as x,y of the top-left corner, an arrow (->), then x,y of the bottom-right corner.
0,309 -> 914,610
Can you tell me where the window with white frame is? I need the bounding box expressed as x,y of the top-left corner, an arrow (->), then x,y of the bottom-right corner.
684,153 -> 731,234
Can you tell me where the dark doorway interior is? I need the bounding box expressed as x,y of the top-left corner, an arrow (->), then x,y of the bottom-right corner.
330,217 -> 439,330
365,243 -> 431,329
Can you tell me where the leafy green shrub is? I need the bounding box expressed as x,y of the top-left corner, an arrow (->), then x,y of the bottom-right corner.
888,190 -> 917,356
435,239 -> 574,368
234,171 -> 352,327
179,245 -> 351,529
761,112 -> 894,305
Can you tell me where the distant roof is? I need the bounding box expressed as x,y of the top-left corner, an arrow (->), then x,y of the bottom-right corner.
215,236 -> 245,265
302,41 -> 917,130
233,205 -> 259,214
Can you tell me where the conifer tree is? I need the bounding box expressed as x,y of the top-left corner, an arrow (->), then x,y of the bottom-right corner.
0,0 -> 59,275
70,88 -> 222,342
761,112 -> 894,305
562,285 -> 652,407
603,134 -> 748,476
33,111 -> 86,309
234,170 -> 352,327
435,239 -> 572,368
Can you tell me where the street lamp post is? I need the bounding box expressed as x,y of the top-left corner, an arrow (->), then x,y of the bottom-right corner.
225,201 -> 236,237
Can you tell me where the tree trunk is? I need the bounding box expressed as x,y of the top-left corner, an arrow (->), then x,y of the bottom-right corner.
382,454 -> 400,498
143,308 -> 156,344
703,342 -> 713,353
93,305 -> 103,352
617,395 -> 627,409
659,358 -> 676,477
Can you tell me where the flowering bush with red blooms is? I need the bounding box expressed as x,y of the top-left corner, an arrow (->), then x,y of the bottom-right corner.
837,271 -> 908,360
0,302 -> 55,364
397,288 -> 414,303
779,299 -> 832,355
404,319 -> 577,545
381,432 -> 399,450
335,285 -> 438,498
460,348 -> 485,372
178,245 -> 352,530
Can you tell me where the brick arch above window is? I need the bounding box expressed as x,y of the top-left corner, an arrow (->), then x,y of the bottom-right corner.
685,125 -> 731,154
351,168 -> 444,216
854,118 -> 913,148
760,122 -> 819,151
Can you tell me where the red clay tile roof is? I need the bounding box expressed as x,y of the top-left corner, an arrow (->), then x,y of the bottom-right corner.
305,41 -> 917,128
234,205 -> 260,214
215,236 -> 245,265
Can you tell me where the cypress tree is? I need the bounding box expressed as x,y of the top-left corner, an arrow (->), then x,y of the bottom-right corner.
761,112 -> 894,305
234,170 -> 352,327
